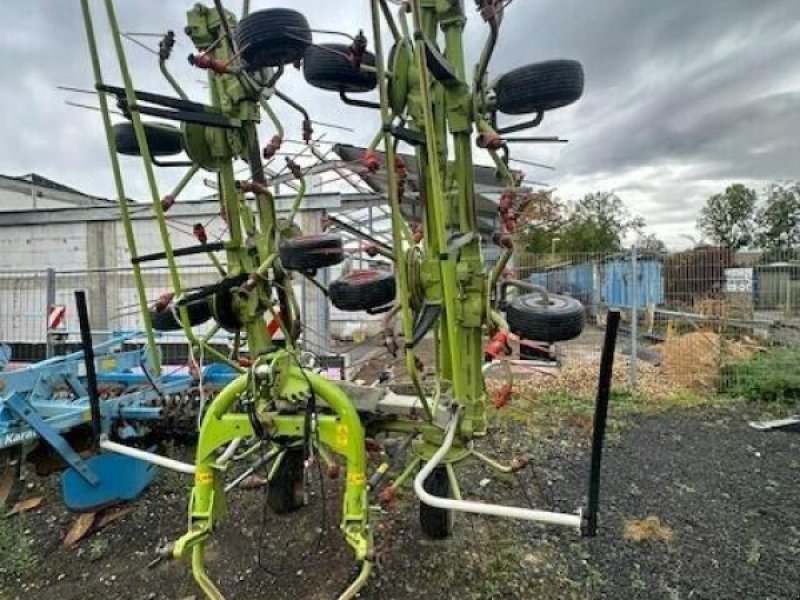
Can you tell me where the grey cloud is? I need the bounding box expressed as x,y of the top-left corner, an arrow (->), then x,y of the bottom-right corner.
0,1 -> 798,249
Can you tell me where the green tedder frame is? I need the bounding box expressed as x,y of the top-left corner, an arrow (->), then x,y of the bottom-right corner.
78,1 -> 598,598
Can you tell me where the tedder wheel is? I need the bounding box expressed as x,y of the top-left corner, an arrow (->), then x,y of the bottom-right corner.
237,8 -> 312,70
303,43 -> 378,93
506,293 -> 585,343
212,287 -> 243,333
148,298 -> 213,332
0,447 -> 22,507
329,270 -> 396,311
494,59 -> 584,115
279,234 -> 344,271
419,466 -> 453,539
112,122 -> 184,157
267,446 -> 305,514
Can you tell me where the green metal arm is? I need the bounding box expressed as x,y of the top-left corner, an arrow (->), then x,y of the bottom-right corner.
174,363 -> 372,597
78,0 -> 161,372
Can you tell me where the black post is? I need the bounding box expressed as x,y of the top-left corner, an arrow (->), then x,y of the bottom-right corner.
585,310 -> 621,537
75,291 -> 102,449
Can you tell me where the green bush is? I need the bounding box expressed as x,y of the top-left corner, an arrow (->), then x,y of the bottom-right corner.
723,347 -> 800,403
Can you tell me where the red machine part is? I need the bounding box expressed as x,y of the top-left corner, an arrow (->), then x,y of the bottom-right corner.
192,223 -> 208,244
188,52 -> 232,75
263,135 -> 283,160
161,194 -> 176,212
361,150 -> 381,173
285,157 -> 302,179
378,485 -> 397,506
236,180 -> 269,194
497,189 -> 518,233
484,331 -> 510,359
491,383 -> 513,408
153,292 -> 175,313
477,131 -> 504,151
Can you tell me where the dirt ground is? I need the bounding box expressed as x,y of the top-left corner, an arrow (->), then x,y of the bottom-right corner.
1,399 -> 798,600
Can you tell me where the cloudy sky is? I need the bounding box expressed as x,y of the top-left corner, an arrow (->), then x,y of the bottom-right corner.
1,1 -> 799,248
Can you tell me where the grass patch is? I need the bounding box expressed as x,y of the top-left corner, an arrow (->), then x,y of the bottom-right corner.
723,346 -> 800,403
88,536 -> 110,562
494,386 -> 726,439
0,516 -> 37,576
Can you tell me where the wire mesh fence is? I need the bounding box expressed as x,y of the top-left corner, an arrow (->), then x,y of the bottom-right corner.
1,246 -> 798,397
514,247 -> 800,396
0,270 -> 48,350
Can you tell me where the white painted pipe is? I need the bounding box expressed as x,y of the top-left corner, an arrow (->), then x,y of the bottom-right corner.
99,437 -> 196,474
217,438 -> 242,464
413,411 -> 583,529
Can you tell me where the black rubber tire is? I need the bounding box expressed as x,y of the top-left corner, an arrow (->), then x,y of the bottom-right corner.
279,234 -> 344,271
237,8 -> 312,70
148,298 -> 213,332
494,60 -> 584,115
329,270 -> 396,312
419,466 -> 453,539
303,43 -> 377,93
506,292 -> 585,343
267,447 -> 305,514
212,288 -> 242,333
113,122 -> 184,157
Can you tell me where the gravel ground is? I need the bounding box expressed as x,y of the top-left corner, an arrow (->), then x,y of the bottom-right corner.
0,401 -> 798,600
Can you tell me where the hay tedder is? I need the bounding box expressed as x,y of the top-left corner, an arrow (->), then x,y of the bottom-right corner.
75,0 -> 617,597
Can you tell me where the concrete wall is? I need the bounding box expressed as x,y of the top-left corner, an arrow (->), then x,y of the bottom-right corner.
0,222 -> 90,271
0,208 -> 333,346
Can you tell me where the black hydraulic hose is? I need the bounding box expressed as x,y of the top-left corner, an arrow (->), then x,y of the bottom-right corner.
585,309 -> 621,537
75,291 -> 102,450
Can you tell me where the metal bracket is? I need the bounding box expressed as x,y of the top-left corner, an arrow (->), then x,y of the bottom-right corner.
389,125 -> 427,146
445,232 -> 475,257
339,90 -> 381,110
408,302 -> 442,348
423,41 -> 461,87
4,392 -> 99,486
133,242 -> 226,265
496,112 -> 544,135
96,84 -> 239,128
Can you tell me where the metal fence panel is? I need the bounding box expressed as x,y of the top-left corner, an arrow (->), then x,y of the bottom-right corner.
2,247 -> 798,393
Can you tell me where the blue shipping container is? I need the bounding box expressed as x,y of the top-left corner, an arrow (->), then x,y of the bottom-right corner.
601,257 -> 664,308
527,256 -> 664,312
